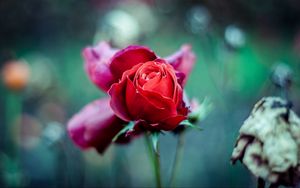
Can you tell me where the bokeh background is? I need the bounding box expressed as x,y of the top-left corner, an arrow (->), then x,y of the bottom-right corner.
1,0 -> 300,187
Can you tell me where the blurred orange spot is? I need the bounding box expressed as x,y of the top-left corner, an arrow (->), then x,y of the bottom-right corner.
2,60 -> 30,91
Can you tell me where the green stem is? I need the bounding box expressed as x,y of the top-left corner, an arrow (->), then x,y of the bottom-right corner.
169,132 -> 185,187
154,145 -> 162,188
145,135 -> 162,188
4,90 -> 22,187
5,91 -> 22,158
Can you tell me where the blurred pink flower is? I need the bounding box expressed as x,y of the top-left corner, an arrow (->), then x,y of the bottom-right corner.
83,42 -> 117,92
67,98 -> 128,154
166,44 -> 196,85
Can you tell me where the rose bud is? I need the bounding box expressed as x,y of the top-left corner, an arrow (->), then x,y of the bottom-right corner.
2,60 -> 30,91
231,97 -> 300,187
67,98 -> 130,154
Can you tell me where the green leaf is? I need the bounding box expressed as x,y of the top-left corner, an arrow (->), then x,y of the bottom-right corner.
150,131 -> 160,153
112,122 -> 134,142
180,120 -> 202,131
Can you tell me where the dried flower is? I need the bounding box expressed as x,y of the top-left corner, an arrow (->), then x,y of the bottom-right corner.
231,97 -> 300,186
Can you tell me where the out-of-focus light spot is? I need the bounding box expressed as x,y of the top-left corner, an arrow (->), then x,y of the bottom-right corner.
23,54 -> 56,97
94,10 -> 140,47
42,122 -> 65,147
120,1 -> 158,36
38,102 -> 66,123
186,6 -> 211,34
224,25 -> 246,49
271,63 -> 292,88
1,60 -> 30,91
18,114 -> 42,150
94,2 -> 158,47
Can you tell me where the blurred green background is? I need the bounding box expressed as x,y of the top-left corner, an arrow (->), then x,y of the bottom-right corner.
1,0 -> 300,187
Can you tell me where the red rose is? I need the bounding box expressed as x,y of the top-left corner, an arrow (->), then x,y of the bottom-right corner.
109,59 -> 188,131
68,41 -> 195,153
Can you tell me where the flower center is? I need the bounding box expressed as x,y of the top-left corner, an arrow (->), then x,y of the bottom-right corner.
141,72 -> 161,81
135,63 -> 162,87
133,61 -> 175,99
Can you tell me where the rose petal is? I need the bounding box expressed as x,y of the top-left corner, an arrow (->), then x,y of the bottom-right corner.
156,115 -> 187,131
126,78 -> 177,123
173,81 -> 184,107
108,64 -> 141,122
110,45 -> 157,81
83,41 -> 118,92
131,115 -> 186,132
137,87 -> 177,111
165,44 -> 196,85
67,98 -> 126,154
109,81 -> 132,122
176,72 -> 186,86
141,63 -> 175,98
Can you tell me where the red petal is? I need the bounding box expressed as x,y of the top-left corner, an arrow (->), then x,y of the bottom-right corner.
143,64 -> 175,98
131,115 -> 187,132
126,78 -> 177,123
155,115 -> 187,131
110,45 -> 157,81
108,81 -> 132,122
108,64 -> 143,121
138,87 -> 177,111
